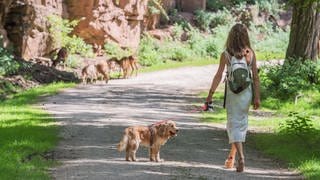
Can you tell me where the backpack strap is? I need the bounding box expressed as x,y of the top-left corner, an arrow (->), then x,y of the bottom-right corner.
223,50 -> 230,109
247,51 -> 254,79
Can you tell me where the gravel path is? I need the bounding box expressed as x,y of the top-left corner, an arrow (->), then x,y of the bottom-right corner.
44,64 -> 302,180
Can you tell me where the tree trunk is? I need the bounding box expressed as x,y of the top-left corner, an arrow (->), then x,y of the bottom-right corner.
286,2 -> 320,62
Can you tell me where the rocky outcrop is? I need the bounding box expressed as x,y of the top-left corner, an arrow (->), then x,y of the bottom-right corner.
0,0 -> 16,48
67,0 -> 148,52
1,0 -> 149,59
1,0 -> 65,59
0,0 -> 208,60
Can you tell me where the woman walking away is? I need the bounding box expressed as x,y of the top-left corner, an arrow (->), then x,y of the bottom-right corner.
205,23 -> 260,172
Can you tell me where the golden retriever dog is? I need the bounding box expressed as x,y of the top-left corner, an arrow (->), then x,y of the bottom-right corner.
117,120 -> 178,162
95,60 -> 110,83
52,47 -> 68,68
107,57 -> 121,73
81,64 -> 98,84
126,55 -> 139,77
108,56 -> 139,79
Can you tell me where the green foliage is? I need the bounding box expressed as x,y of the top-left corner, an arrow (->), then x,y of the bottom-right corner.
260,59 -> 320,101
0,38 -> 19,76
207,0 -> 282,16
256,0 -> 281,15
251,24 -> 289,59
206,0 -> 226,11
47,15 -> 94,58
186,28 -> 218,58
194,10 -> 215,32
158,40 -> 192,62
65,54 -> 81,69
287,0 -> 319,7
104,41 -> 132,59
0,79 -> 19,99
171,23 -> 184,40
168,9 -> 193,30
211,9 -> 234,28
138,34 -> 162,66
194,9 -> 233,32
148,0 -> 169,20
279,112 -> 315,136
138,27 -> 219,66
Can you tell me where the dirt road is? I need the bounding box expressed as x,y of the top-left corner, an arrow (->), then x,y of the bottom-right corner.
44,64 -> 302,179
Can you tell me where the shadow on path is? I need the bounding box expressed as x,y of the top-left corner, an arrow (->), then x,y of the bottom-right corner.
44,66 -> 303,180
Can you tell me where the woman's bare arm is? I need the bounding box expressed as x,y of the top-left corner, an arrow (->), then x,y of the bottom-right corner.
206,52 -> 227,102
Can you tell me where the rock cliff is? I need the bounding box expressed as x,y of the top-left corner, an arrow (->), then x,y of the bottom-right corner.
0,0 -> 209,60
0,0 -> 149,59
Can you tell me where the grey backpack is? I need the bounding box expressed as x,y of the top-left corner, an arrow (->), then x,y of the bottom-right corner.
227,54 -> 252,94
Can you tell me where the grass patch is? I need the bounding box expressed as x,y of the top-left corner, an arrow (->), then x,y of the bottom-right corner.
249,131 -> 320,180
140,58 -> 218,73
0,82 -> 75,179
0,79 -> 21,100
256,51 -> 285,61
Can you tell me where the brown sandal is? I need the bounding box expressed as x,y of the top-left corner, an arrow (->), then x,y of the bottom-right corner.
225,156 -> 235,169
236,158 -> 245,172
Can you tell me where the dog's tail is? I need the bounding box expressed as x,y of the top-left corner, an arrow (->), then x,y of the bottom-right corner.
117,128 -> 129,152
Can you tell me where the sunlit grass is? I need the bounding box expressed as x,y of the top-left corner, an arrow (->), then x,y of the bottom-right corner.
249,132 -> 320,180
256,51 -> 285,61
141,58 -> 218,73
0,82 -> 75,179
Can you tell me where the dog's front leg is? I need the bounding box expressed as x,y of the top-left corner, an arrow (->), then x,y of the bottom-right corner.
155,147 -> 163,162
149,145 -> 161,162
149,146 -> 156,161
126,146 -> 131,161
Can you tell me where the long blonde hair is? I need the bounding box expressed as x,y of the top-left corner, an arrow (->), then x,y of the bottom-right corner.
225,23 -> 251,59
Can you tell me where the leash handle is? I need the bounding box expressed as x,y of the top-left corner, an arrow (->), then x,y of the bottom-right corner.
203,101 -> 214,111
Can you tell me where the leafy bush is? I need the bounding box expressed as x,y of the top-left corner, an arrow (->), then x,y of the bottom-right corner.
206,0 -> 226,11
210,9 -> 234,28
187,28 -> 218,58
159,40 -> 193,61
260,59 -> 320,101
148,0 -> 169,20
138,34 -> 162,66
0,38 -> 19,76
171,23 -> 184,40
195,9 -> 233,32
65,54 -> 81,69
138,28 -> 218,66
104,41 -> 132,59
251,23 -> 289,59
194,10 -> 215,32
47,15 -> 94,58
279,112 -> 315,137
168,9 -> 193,30
256,0 -> 281,15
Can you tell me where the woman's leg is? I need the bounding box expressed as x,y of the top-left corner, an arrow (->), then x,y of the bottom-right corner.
225,144 -> 237,168
234,142 -> 245,172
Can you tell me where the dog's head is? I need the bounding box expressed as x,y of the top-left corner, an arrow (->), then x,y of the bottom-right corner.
107,58 -> 119,71
157,120 -> 179,138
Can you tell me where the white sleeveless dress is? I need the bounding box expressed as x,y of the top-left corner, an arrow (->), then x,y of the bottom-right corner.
225,51 -> 252,144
